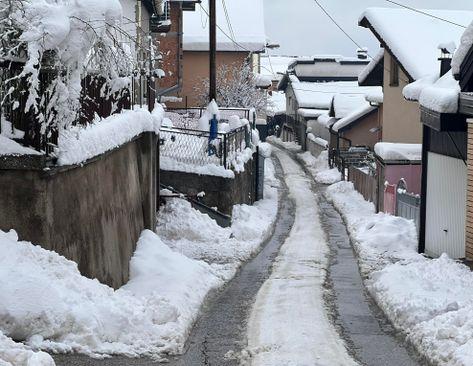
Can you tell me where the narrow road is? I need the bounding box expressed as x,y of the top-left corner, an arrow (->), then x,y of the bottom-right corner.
54,157 -> 295,366
54,146 -> 423,366
319,191 -> 424,366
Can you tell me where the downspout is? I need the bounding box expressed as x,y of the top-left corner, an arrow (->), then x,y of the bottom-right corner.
418,124 -> 429,254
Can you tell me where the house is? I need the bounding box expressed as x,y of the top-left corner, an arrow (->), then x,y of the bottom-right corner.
402,15 -> 473,259
163,0 -> 267,108
358,8 -> 473,144
277,53 -> 374,150
358,7 -> 473,217
153,1 -> 201,98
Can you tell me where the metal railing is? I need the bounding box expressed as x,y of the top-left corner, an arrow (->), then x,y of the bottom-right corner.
160,125 -> 249,169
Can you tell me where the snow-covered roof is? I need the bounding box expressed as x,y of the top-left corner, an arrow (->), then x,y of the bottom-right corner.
452,20 -> 473,76
290,77 -> 381,110
365,89 -> 383,104
317,114 -> 337,129
332,104 -> 377,133
260,56 -> 297,81
183,0 -> 266,52
288,55 -> 369,81
374,142 -> 422,161
359,8 -> 473,81
332,94 -> 368,119
297,108 -> 327,118
358,49 -> 384,86
419,71 -> 461,114
267,91 -> 286,117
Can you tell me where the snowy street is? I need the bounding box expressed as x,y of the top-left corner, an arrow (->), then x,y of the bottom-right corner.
51,146 -> 421,366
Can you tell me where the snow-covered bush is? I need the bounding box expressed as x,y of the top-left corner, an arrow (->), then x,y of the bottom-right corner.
193,61 -> 269,113
0,0 -> 143,133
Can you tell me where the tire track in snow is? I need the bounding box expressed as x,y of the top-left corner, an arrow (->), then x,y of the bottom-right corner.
244,148 -> 359,366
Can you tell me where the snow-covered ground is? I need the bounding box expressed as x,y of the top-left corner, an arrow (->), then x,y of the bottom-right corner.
325,181 -> 473,366
244,148 -> 358,366
297,150 -> 341,184
0,158 -> 279,365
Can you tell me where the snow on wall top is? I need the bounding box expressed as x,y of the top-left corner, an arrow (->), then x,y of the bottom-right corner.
0,136 -> 42,156
358,48 -> 384,85
183,0 -> 266,52
374,142 -> 422,161
452,20 -> 473,76
332,104 -> 376,133
360,8 -> 473,80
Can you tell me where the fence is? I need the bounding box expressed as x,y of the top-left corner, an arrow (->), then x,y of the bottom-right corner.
165,107 -> 251,127
332,148 -> 373,180
395,179 -> 421,231
0,61 -> 135,156
348,166 -> 377,205
384,184 -> 396,215
160,125 -> 249,169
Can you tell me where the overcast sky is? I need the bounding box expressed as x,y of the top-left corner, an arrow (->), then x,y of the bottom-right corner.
263,0 -> 473,57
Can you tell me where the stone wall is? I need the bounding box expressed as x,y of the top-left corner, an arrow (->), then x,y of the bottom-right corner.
160,153 -> 257,215
0,132 -> 158,289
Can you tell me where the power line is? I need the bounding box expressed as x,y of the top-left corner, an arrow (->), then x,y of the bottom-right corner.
198,3 -> 256,53
221,0 -> 236,42
313,0 -> 366,52
312,0 -> 411,85
384,0 -> 467,28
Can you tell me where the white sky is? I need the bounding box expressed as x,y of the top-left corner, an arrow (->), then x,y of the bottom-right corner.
263,0 -> 473,57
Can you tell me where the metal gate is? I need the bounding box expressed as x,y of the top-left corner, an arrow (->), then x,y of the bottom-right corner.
396,180 -> 420,232
425,152 -> 467,259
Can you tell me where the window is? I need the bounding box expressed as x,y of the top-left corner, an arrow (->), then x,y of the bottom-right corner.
390,57 -> 399,87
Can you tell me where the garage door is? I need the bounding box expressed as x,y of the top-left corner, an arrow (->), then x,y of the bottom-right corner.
425,152 -> 467,259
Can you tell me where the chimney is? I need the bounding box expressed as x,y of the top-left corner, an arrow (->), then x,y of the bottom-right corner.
438,42 -> 456,77
438,49 -> 452,77
357,48 -> 368,60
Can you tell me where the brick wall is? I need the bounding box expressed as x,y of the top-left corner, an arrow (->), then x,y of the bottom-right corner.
157,2 -> 182,92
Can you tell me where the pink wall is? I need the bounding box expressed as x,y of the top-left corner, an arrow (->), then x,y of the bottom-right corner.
384,164 -> 422,195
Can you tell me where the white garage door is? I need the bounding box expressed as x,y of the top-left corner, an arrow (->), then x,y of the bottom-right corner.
425,152 -> 467,259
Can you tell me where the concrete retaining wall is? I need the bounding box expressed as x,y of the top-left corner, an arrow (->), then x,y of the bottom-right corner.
160,153 -> 257,215
0,132 -> 158,289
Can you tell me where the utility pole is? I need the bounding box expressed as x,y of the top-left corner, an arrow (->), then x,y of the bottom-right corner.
209,0 -> 217,102
147,34 -> 156,113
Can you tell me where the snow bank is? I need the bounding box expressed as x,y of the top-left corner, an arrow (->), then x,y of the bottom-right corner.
326,181 -> 473,366
0,136 -> 42,156
298,151 -> 341,185
0,228 -> 220,359
157,159 -> 279,271
57,106 -> 164,166
0,330 -> 54,366
374,142 -> 422,161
